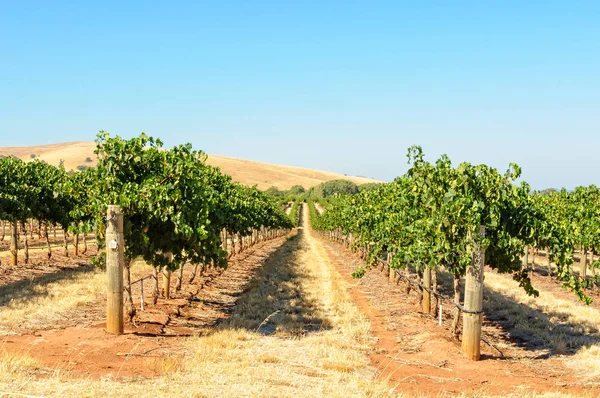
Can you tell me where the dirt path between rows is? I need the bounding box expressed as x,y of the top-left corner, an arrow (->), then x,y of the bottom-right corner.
314,234 -> 599,397
4,207 -> 600,396
0,205 -> 397,397
1,234 -> 293,380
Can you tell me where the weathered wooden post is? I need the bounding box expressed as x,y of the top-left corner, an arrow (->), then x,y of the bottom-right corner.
432,265 -> 439,318
74,231 -> 80,256
388,253 -> 395,283
522,246 -> 529,270
163,252 -> 173,299
423,265 -> 432,314
581,248 -> 588,279
63,229 -> 69,257
106,205 -> 124,334
462,226 -> 485,360
22,221 -> 29,264
10,222 -> 18,266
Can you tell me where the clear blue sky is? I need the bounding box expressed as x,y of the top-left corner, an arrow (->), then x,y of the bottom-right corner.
1,1 -> 598,189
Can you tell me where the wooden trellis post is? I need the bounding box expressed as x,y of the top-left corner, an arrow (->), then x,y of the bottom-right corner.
163,252 -> 173,298
388,253 -> 395,283
10,222 -> 18,266
423,266 -> 432,314
581,248 -> 588,279
462,226 -> 486,360
106,205 -> 124,334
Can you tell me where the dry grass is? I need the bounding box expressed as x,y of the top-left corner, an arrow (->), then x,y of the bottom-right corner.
0,257 -> 152,334
0,349 -> 43,376
2,205 -> 596,396
484,271 -> 600,379
455,394 -> 597,398
0,141 -> 98,172
0,353 -> 589,398
0,205 -> 396,397
207,155 -> 381,190
0,142 -> 382,190
0,265 -> 105,334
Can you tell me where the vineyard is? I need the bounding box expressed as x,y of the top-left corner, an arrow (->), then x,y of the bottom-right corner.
309,147 -> 600,359
1,132 -> 293,314
1,138 -> 600,397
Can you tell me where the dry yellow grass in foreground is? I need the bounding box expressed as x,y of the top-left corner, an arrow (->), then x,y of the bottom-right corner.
0,257 -> 153,335
0,265 -> 104,334
484,271 -> 600,381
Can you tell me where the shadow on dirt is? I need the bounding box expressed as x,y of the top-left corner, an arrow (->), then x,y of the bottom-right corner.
435,269 -> 600,359
182,204 -> 332,337
0,261 -> 94,308
225,242 -> 331,334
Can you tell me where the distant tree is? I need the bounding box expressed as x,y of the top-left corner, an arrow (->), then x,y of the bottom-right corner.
76,165 -> 89,171
85,157 -> 93,163
289,185 -> 305,196
30,154 -> 36,159
265,186 -> 284,197
308,180 -> 359,198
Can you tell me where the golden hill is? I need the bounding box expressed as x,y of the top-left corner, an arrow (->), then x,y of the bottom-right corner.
0,142 -> 382,190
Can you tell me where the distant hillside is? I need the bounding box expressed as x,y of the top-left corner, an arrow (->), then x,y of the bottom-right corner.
0,142 -> 383,190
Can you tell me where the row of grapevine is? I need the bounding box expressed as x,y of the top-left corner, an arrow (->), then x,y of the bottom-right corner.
530,187 -> 600,285
308,146 -> 596,359
0,156 -> 85,264
288,200 -> 301,226
0,219 -> 91,263
0,132 -> 294,322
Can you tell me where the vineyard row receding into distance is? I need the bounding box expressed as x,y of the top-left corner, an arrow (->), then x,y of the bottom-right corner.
305,146 -> 600,360
1,134 -> 600,362
0,131 -> 297,327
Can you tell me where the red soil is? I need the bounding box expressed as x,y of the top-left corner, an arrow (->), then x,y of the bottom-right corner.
1,235 -> 291,380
